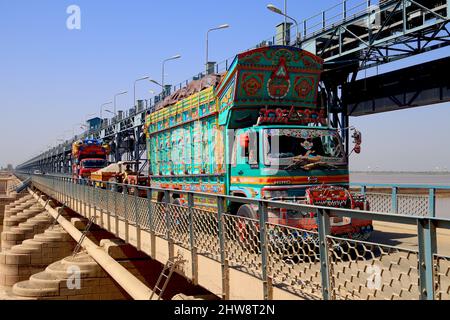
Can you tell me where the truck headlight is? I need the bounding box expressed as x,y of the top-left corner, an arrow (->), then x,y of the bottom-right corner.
262,189 -> 289,199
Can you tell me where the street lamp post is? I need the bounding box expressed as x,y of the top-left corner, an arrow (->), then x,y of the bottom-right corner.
150,79 -> 163,88
114,91 -> 128,115
162,55 -> 181,95
267,3 -> 299,45
104,109 -> 117,117
100,102 -> 112,119
134,76 -> 150,108
206,24 -> 230,76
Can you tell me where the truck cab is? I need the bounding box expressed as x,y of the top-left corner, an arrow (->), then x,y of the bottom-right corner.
72,139 -> 110,179
231,125 -> 348,200
77,158 -> 108,179
230,125 -> 372,239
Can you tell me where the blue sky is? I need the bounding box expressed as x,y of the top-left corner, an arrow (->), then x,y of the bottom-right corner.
0,0 -> 449,171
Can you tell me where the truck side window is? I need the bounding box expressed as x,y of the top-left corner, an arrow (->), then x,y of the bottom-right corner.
237,132 -> 258,167
248,131 -> 258,167
231,137 -> 237,167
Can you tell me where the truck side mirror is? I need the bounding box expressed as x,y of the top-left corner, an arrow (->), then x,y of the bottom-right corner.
351,129 -> 362,154
239,132 -> 258,167
239,134 -> 249,149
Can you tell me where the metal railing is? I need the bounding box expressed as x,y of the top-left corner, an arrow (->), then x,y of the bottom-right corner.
351,182 -> 450,217
28,174 -> 450,300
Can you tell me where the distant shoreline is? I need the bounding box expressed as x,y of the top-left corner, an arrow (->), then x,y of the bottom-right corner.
350,171 -> 450,175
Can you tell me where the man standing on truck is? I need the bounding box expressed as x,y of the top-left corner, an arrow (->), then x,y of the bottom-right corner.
121,164 -> 133,184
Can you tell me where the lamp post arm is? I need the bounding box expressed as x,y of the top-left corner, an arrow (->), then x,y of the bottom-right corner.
281,13 -> 299,44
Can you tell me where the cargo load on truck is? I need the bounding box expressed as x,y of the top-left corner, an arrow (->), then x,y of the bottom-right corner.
91,161 -> 149,195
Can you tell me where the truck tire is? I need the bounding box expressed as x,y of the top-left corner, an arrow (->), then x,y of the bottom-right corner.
172,198 -> 183,206
236,204 -> 260,252
237,204 -> 257,220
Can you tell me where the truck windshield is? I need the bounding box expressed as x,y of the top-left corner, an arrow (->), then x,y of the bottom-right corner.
82,160 -> 107,169
263,128 -> 345,170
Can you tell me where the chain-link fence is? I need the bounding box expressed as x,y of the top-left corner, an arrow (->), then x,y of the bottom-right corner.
434,254 -> 450,300
328,236 -> 419,300
267,223 -> 323,299
28,175 -> 450,300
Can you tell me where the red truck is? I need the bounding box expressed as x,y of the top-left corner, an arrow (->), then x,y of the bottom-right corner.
72,139 -> 110,179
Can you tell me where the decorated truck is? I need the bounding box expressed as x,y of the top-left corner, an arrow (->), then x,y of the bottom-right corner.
145,45 -> 372,240
72,139 -> 110,179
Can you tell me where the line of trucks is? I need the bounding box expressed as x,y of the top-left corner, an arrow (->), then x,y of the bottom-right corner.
71,139 -> 148,189
72,45 -> 373,240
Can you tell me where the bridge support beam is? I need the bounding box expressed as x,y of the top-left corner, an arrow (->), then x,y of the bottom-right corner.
417,219 -> 437,300
317,208 -> 332,300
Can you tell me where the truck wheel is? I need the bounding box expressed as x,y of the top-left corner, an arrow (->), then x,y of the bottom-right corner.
236,204 -> 260,252
172,198 -> 183,206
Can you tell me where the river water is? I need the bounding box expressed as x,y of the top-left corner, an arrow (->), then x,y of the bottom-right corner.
350,172 -> 450,218
351,172 -> 450,186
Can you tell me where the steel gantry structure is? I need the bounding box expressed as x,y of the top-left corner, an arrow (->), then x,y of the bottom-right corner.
17,101 -> 151,175
16,0 -> 449,173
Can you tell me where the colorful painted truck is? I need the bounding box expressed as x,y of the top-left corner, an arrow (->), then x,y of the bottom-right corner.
145,45 -> 373,240
72,139 -> 110,179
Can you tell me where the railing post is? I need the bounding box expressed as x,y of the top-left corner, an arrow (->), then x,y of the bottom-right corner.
164,190 -> 170,239
360,185 -> 367,196
74,179 -> 78,212
317,208 -> 332,300
147,188 -> 156,258
391,187 -> 398,213
114,183 -> 119,237
106,182 -> 111,231
99,184 -> 104,228
66,178 -> 69,208
134,186 -> 141,250
217,195 -> 229,300
146,188 -> 153,230
428,188 -> 436,218
164,190 -> 174,259
90,181 -> 95,220
124,185 -> 129,243
67,178 -> 70,207
258,201 -> 272,300
417,218 -> 437,300
189,193 -> 198,285
83,179 -> 87,217
93,181 -> 98,225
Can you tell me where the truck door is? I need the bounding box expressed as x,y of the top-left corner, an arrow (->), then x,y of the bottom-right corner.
230,129 -> 259,196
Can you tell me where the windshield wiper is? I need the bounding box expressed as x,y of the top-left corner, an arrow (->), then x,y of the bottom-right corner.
301,161 -> 338,171
285,156 -> 316,170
